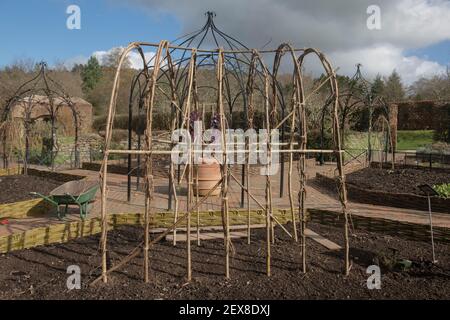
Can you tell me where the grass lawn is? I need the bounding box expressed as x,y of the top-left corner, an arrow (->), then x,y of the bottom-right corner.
344,131 -> 383,151
396,130 -> 435,150
344,130 -> 435,152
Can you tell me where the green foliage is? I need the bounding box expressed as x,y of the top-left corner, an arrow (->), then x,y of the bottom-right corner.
346,130 -> 436,152
433,183 -> 450,199
371,74 -> 385,99
384,70 -> 405,102
27,149 -> 50,166
344,131 -> 384,151
81,56 -> 102,93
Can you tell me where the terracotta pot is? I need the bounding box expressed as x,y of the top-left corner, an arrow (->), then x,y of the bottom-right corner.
192,158 -> 221,196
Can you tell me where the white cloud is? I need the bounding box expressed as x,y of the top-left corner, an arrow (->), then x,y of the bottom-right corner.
120,0 -> 450,83
93,47 -> 155,69
64,47 -> 155,70
328,44 -> 447,85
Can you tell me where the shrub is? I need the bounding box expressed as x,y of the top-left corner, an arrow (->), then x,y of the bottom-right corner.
433,183 -> 450,199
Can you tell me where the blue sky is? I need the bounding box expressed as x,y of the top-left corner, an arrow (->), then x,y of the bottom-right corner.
406,40 -> 450,66
0,0 -> 448,84
0,0 -> 180,67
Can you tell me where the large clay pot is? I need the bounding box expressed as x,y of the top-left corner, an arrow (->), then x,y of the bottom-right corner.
192,158 -> 221,196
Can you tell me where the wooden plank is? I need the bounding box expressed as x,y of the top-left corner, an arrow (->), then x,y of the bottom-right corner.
305,228 -> 341,250
0,198 -> 51,219
0,209 -> 290,253
166,231 -> 247,242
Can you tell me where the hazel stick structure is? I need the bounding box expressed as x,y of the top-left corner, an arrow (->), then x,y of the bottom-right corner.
95,40 -> 350,285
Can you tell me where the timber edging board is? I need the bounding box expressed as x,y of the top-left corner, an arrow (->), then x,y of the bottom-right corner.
0,167 -> 21,176
308,208 -> 450,244
1,208 -> 449,254
0,209 -> 292,253
0,198 -> 52,219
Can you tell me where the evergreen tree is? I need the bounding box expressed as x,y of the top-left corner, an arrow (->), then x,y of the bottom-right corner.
384,70 -> 404,102
371,74 -> 385,99
81,56 -> 102,93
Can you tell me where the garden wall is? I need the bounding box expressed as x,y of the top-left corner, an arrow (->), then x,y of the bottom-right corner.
396,101 -> 450,142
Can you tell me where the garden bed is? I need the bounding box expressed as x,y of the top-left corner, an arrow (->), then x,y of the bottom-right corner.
346,167 -> 450,195
0,222 -> 449,299
0,175 -> 61,205
316,167 -> 450,213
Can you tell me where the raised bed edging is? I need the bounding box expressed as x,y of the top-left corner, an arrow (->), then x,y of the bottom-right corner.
82,161 -> 142,177
0,198 -> 52,219
309,209 -> 449,243
315,173 -> 450,214
370,162 -> 450,173
0,167 -> 21,176
2,207 -> 449,254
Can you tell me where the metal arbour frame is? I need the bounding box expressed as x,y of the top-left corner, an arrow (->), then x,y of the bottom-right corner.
0,62 -> 80,172
95,38 -> 350,285
340,64 -> 393,164
125,12 -> 292,204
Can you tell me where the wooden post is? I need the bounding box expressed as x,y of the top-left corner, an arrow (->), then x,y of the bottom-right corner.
217,49 -> 231,279
143,41 -> 167,282
185,49 -> 197,282
288,98 -> 298,242
246,52 -> 257,245
100,159 -> 108,283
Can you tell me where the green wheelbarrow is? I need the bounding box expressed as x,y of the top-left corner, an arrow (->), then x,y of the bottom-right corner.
31,180 -> 99,220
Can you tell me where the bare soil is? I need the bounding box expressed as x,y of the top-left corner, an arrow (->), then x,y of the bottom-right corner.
0,175 -> 62,204
346,167 -> 450,195
0,221 -> 449,300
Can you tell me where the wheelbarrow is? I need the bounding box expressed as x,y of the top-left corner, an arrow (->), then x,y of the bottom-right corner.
31,180 -> 99,220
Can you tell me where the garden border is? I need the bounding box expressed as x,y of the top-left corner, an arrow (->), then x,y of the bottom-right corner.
315,172 -> 450,214
1,208 -> 449,254
0,168 -> 87,219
